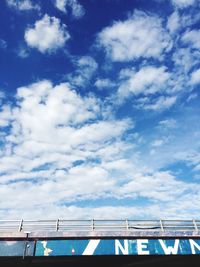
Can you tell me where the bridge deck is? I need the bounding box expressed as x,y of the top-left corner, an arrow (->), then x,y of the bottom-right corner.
0,220 -> 200,262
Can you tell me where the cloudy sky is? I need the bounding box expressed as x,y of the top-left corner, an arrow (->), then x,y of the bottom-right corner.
0,0 -> 200,220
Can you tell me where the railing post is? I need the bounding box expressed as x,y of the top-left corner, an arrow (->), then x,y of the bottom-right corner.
160,219 -> 164,231
19,219 -> 23,232
91,219 -> 95,230
125,219 -> 129,230
193,219 -> 198,231
56,219 -> 59,231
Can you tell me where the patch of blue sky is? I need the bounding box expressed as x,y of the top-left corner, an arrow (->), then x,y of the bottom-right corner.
160,161 -> 198,182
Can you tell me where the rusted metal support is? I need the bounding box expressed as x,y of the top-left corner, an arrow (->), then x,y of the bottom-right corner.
56,219 -> 59,231
18,219 -> 23,232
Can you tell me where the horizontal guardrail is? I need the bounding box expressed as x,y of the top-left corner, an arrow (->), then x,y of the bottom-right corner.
0,219 -> 199,233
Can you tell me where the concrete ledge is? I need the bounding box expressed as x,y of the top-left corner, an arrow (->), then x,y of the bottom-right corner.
0,230 -> 200,239
28,230 -> 200,238
0,232 -> 27,239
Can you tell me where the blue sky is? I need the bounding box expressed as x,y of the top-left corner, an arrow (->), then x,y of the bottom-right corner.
0,0 -> 200,219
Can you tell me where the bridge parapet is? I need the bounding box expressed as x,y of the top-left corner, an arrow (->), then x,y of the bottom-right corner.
0,219 -> 200,232
0,220 -> 200,258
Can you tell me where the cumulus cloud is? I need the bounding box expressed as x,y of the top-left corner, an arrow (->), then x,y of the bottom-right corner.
55,0 -> 85,18
171,0 -> 196,9
167,11 -> 180,33
1,2 -> 200,220
118,66 -> 170,99
0,79 -> 131,178
1,78 -> 198,219
182,30 -> 200,50
6,0 -> 40,11
0,79 -> 143,218
97,10 -> 172,62
0,80 -> 199,219
0,105 -> 12,127
190,68 -> 200,85
24,14 -> 70,53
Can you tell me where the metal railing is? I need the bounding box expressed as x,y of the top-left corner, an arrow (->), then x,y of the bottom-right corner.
0,219 -> 199,233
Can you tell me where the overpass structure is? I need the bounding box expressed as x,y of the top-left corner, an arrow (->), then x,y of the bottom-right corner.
0,219 -> 200,266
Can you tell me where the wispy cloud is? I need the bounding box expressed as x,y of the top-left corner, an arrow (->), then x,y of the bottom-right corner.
0,39 -> 7,49
171,0 -> 196,9
6,0 -> 40,11
67,56 -> 98,87
94,79 -> 115,90
55,0 -> 85,19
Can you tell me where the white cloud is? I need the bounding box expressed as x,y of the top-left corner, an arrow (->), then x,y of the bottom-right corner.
6,0 -> 40,11
55,0 -> 67,12
67,56 -> 98,87
190,68 -> 200,85
187,93 -> 198,102
94,78 -> 115,89
0,39 -> 7,49
0,81 -> 199,219
182,30 -> 200,50
159,119 -> 177,129
98,10 -> 172,62
24,15 -> 70,53
0,80 -> 197,220
141,96 -> 177,110
0,79 -> 148,218
55,0 -> 85,18
116,171 -> 193,201
171,0 -> 196,9
0,91 -> 5,99
172,48 -> 200,74
0,80 -> 131,175
17,46 -> 29,58
0,105 -> 12,127
151,139 -> 166,147
167,11 -> 180,33
118,66 -> 170,99
1,200 -> 200,219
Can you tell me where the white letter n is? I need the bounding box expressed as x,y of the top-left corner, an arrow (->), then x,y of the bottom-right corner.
189,239 -> 200,254
115,240 -> 129,255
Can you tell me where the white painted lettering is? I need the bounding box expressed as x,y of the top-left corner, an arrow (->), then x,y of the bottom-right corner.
159,239 -> 179,255
137,239 -> 149,255
115,240 -> 129,255
189,239 -> 200,254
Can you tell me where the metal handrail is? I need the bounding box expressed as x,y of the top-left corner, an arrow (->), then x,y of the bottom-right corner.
0,220 -> 198,232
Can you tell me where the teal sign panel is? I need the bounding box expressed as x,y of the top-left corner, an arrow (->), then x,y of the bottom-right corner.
36,239 -> 200,256
0,241 -> 34,256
